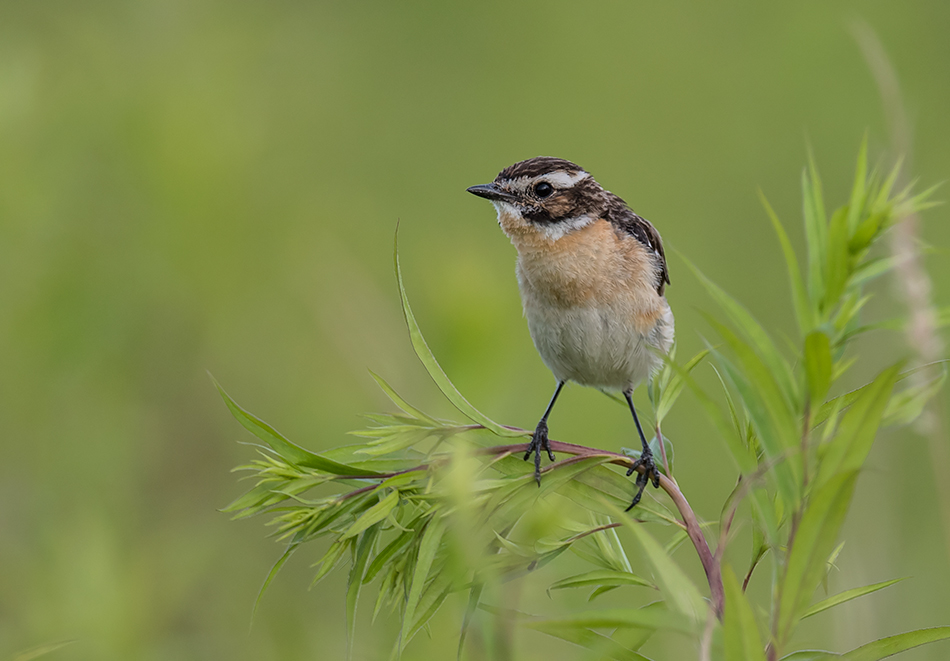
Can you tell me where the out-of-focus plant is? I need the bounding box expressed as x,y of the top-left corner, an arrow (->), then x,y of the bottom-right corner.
218,143 -> 947,660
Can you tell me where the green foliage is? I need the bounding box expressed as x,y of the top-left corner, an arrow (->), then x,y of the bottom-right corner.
221,147 -> 946,660
800,578 -> 905,620
724,566 -> 766,661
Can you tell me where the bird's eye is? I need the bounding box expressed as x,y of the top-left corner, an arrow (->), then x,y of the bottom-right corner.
534,182 -> 554,198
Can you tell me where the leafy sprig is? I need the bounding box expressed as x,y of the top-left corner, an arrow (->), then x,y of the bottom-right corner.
220,143 -> 947,661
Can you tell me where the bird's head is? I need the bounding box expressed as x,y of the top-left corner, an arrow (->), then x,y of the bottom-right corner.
467,157 -> 607,242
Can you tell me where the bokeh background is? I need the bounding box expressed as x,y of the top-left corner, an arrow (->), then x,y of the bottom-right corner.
2,1 -> 949,659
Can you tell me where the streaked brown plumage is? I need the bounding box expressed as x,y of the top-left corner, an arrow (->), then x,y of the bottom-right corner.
467,156 -> 674,509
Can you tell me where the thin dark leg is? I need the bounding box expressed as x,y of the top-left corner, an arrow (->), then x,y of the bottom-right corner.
524,381 -> 564,485
623,390 -> 660,510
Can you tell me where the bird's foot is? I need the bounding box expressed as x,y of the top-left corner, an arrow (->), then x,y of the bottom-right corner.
625,447 -> 661,511
523,420 -> 556,486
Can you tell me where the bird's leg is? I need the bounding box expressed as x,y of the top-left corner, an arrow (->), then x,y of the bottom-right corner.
525,381 -> 564,485
623,390 -> 660,510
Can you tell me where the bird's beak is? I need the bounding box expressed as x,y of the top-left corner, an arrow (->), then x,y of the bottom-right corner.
466,183 -> 517,202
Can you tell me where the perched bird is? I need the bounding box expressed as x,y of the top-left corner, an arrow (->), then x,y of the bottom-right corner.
467,157 -> 674,509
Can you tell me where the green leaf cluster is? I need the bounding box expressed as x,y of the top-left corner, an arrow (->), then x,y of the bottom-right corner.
698,143 -> 945,660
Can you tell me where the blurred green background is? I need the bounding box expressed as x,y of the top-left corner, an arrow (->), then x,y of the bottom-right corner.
2,1 -> 949,659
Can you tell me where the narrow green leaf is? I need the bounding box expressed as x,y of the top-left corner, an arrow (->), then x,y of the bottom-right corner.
458,582 -> 483,661
762,188 -> 814,335
777,472 -> 858,644
407,567 -> 454,639
802,156 -> 828,308
781,652 -> 838,661
841,626 -> 950,661
346,525 -> 380,661
815,364 -> 899,488
703,334 -> 800,505
494,531 -> 531,557
253,544 -> 298,625
849,256 -> 898,288
684,256 -> 798,404
802,578 -> 905,619
373,564 -> 398,622
875,158 -> 903,210
832,292 -> 870,342
592,515 -> 634,573
394,229 -> 522,438
883,368 -> 946,427
846,136 -> 869,234
687,362 -> 757,474
724,565 -> 767,661
400,515 -> 445,648
520,607 -> 697,636
820,541 -> 846,594
526,622 -> 655,661
368,370 -> 439,424
613,604 -> 665,651
818,362 -> 949,427
804,331 -> 833,405
589,585 -> 619,601
484,605 -> 656,661
213,375 -> 380,477
823,207 -> 851,312
297,495 -> 371,547
664,529 -> 690,556
538,456 -> 615,497
656,348 -> 710,423
559,471 -> 680,527
354,428 -> 432,456
311,538 -> 351,587
222,482 -> 287,516
364,528 -> 415,584
342,490 -> 399,539
849,211 -> 886,255
549,569 -> 654,592
607,501 -> 706,621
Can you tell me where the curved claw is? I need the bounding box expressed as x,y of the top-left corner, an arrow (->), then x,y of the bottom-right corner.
626,470 -> 649,511
524,420 -> 553,486
625,449 -> 661,510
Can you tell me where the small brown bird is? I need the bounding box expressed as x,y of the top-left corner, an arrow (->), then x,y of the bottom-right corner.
467,157 -> 673,509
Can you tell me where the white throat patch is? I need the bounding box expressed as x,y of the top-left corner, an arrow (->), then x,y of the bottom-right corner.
538,214 -> 595,241
492,202 -> 594,242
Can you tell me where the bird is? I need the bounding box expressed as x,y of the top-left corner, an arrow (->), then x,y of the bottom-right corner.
467,157 -> 673,510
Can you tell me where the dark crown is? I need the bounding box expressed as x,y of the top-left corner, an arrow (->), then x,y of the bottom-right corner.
496,156 -> 586,182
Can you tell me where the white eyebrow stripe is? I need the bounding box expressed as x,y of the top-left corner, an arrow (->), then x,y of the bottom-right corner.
500,170 -> 590,193
541,170 -> 589,187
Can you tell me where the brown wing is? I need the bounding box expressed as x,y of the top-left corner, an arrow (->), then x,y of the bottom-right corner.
604,195 -> 670,295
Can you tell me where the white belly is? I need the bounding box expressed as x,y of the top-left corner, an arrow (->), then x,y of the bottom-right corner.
525,302 -> 674,392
